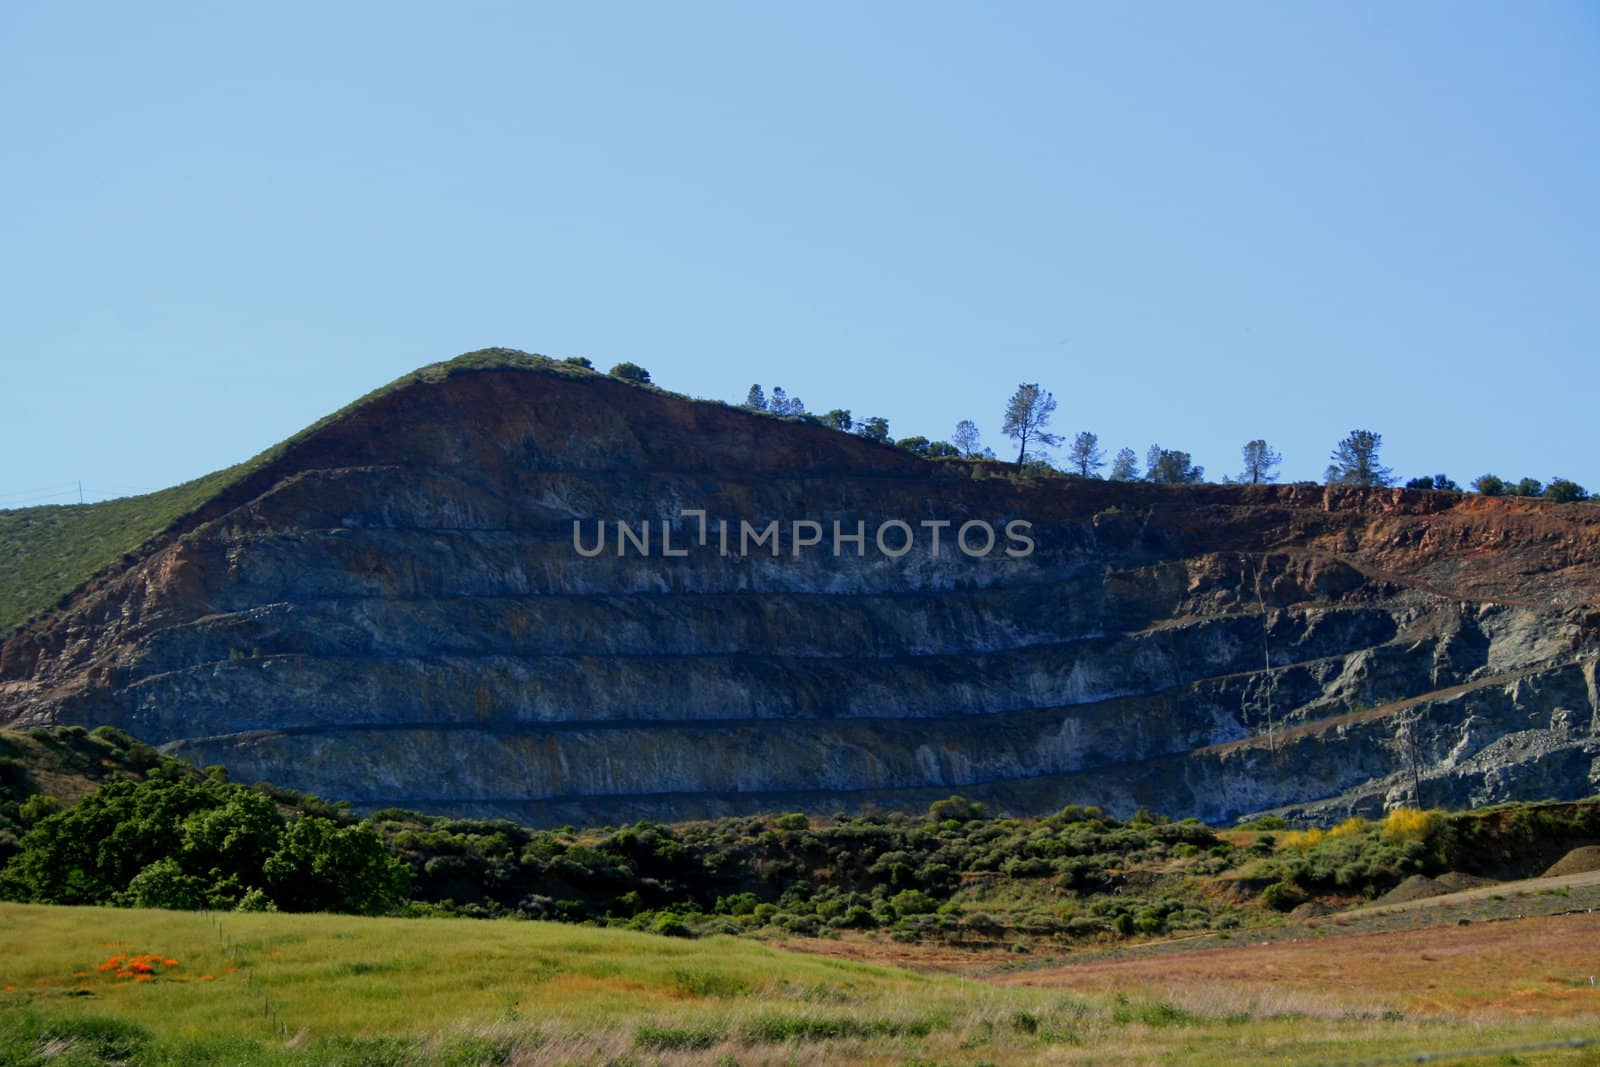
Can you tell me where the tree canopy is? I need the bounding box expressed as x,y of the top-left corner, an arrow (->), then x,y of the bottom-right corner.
1001,383 -> 1061,470
1325,430 -> 1394,487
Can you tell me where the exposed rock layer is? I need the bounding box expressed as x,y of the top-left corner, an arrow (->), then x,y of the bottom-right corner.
3,359 -> 1598,824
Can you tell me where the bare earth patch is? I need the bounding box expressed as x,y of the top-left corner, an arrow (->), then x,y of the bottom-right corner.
990,910 -> 1600,1019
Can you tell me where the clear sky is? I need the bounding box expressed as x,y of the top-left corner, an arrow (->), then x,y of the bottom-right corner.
3,1 -> 1596,506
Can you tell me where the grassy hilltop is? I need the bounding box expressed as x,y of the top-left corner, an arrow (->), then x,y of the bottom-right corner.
0,350 -> 613,635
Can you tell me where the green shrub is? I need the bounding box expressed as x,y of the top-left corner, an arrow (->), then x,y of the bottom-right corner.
652,912 -> 693,938
1259,881 -> 1307,911
609,361 -> 652,383
889,889 -> 938,917
635,1022 -> 727,1050
739,1014 -> 935,1044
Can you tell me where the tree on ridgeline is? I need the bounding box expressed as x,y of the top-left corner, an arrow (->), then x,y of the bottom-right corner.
768,387 -> 806,417
1239,440 -> 1282,484
1325,430 -> 1394,487
1544,477 -> 1589,503
856,416 -> 891,444
743,384 -> 767,410
822,409 -> 853,432
1066,431 -> 1106,478
1405,474 -> 1459,492
897,436 -> 932,456
1109,447 -> 1140,481
1472,474 -> 1505,496
1001,383 -> 1062,470
1145,445 -> 1204,484
952,419 -> 983,458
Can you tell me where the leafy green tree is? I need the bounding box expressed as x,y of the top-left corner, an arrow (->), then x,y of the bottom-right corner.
1109,447 -> 1139,481
856,416 -> 891,444
1066,431 -> 1105,477
952,420 -> 982,458
608,362 -> 652,383
0,774 -> 225,905
1513,477 -> 1544,497
743,384 -> 767,410
1002,383 -> 1061,470
0,773 -> 403,916
18,794 -> 61,826
1406,474 -> 1460,492
1472,473 -> 1505,496
263,816 -> 409,916
896,436 -> 931,456
1545,477 -> 1589,503
180,790 -> 284,882
1239,440 -> 1282,484
822,409 -> 853,432
1145,446 -> 1204,484
561,356 -> 593,368
1325,430 -> 1394,487
923,441 -> 960,458
117,857 -> 210,910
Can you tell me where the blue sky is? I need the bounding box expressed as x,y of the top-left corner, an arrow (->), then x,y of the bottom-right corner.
3,1 -> 1596,505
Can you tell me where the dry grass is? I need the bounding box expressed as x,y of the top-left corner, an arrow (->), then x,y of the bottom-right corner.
994,910 -> 1600,1020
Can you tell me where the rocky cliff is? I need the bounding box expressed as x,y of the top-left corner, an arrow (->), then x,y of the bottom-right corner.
3,351 -> 1598,825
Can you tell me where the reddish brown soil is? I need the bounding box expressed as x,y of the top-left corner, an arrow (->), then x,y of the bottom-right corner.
989,911 -> 1600,1018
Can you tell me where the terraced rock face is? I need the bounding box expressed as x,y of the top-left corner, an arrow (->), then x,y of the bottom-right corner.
2,357 -> 1599,824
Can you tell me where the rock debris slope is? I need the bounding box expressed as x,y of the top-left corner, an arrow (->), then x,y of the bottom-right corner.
3,352 -> 1598,824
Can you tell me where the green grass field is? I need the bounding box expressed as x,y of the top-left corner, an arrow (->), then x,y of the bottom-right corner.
1,903 -> 1596,1066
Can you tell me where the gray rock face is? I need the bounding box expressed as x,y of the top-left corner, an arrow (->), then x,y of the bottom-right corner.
3,358 -> 1599,824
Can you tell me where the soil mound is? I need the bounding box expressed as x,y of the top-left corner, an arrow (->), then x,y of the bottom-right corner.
1542,845 -> 1600,878
1379,875 -> 1447,904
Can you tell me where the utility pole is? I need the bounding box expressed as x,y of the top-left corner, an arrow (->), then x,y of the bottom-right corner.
1405,720 -> 1423,808
78,480 -> 83,505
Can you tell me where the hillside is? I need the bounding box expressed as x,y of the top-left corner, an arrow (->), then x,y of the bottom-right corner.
5,725 -> 1598,953
0,351 -> 590,636
2,349 -> 1599,825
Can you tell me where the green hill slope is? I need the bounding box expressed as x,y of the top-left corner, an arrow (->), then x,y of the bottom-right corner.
0,350 -> 615,635
0,469 -> 245,636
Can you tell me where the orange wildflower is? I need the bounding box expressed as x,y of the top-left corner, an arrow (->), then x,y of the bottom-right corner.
96,955 -> 126,972
164,959 -> 179,966
199,975 -> 215,981
134,974 -> 154,982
